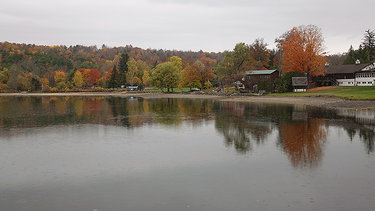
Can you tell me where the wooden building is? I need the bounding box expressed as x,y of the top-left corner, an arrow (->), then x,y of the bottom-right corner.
244,69 -> 279,88
292,77 -> 308,92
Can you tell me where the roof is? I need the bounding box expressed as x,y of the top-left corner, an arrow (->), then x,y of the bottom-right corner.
361,63 -> 375,71
292,77 -> 308,86
246,69 -> 278,75
325,63 -> 369,74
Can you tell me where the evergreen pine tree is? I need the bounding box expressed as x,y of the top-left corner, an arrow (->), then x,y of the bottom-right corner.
357,44 -> 367,63
362,29 -> 375,62
118,53 -> 129,86
343,46 -> 356,64
107,65 -> 119,88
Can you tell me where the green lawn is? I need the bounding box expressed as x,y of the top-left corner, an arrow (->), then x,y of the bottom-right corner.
268,86 -> 375,100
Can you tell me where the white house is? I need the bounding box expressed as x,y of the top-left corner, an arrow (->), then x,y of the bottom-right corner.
355,63 -> 375,86
326,62 -> 375,86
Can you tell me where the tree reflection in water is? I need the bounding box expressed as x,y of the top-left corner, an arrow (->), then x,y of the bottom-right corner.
279,119 -> 327,168
213,102 -> 328,168
344,126 -> 374,154
214,102 -> 274,154
0,96 -> 373,167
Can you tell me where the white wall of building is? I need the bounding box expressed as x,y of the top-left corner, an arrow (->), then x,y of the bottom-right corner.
355,72 -> 375,86
337,79 -> 355,86
294,88 -> 306,92
336,73 -> 375,86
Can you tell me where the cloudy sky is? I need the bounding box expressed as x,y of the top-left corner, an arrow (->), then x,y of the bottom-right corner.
0,0 -> 374,54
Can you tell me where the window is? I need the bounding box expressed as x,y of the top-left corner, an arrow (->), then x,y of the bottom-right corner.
362,82 -> 366,84
368,82 -> 372,84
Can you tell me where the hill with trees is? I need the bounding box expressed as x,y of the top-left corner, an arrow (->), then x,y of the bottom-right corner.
0,27 -> 373,92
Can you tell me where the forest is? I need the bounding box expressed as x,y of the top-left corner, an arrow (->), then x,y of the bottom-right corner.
0,26 -> 374,92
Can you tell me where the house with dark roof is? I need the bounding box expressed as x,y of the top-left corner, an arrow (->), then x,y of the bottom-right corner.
245,69 -> 279,86
324,62 -> 375,86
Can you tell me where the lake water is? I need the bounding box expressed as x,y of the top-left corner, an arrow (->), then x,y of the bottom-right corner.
0,96 -> 374,211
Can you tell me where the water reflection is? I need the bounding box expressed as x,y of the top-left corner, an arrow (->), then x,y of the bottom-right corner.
342,123 -> 375,154
0,96 -> 374,167
280,119 -> 327,168
214,102 -> 274,153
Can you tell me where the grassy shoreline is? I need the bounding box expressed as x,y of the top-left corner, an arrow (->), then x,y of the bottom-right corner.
268,86 -> 375,100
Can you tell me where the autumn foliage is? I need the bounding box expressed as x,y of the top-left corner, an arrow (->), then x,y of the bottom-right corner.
54,71 -> 66,89
280,25 -> 327,78
78,69 -> 101,85
0,25 -> 336,92
178,56 -> 216,89
179,64 -> 201,89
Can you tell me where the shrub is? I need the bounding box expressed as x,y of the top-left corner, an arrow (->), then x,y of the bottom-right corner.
42,85 -> 50,92
0,84 -> 9,90
49,87 -> 58,92
257,79 -> 274,93
138,82 -> 144,90
91,87 -> 106,92
204,80 -> 213,89
224,87 -> 237,93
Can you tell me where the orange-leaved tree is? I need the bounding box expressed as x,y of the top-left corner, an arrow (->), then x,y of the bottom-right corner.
279,25 -> 326,83
78,69 -> 101,86
198,55 -> 216,88
87,69 -> 101,85
179,64 -> 201,90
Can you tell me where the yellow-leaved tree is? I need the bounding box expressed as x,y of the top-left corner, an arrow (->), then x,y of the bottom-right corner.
73,71 -> 84,88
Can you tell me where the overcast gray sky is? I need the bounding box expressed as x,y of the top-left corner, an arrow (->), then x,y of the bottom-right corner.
0,0 -> 373,54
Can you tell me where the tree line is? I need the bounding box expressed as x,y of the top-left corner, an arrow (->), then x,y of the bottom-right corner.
0,43 -> 220,91
0,27 -> 374,92
327,30 -> 375,65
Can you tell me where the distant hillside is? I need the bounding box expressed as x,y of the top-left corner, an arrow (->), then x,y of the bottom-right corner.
0,42 -> 224,73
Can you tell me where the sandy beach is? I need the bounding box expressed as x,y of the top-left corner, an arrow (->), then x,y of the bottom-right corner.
0,92 -> 374,109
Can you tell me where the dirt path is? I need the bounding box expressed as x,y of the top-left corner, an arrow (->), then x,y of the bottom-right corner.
0,92 -> 374,109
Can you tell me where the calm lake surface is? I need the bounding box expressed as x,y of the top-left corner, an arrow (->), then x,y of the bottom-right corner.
0,96 -> 374,211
